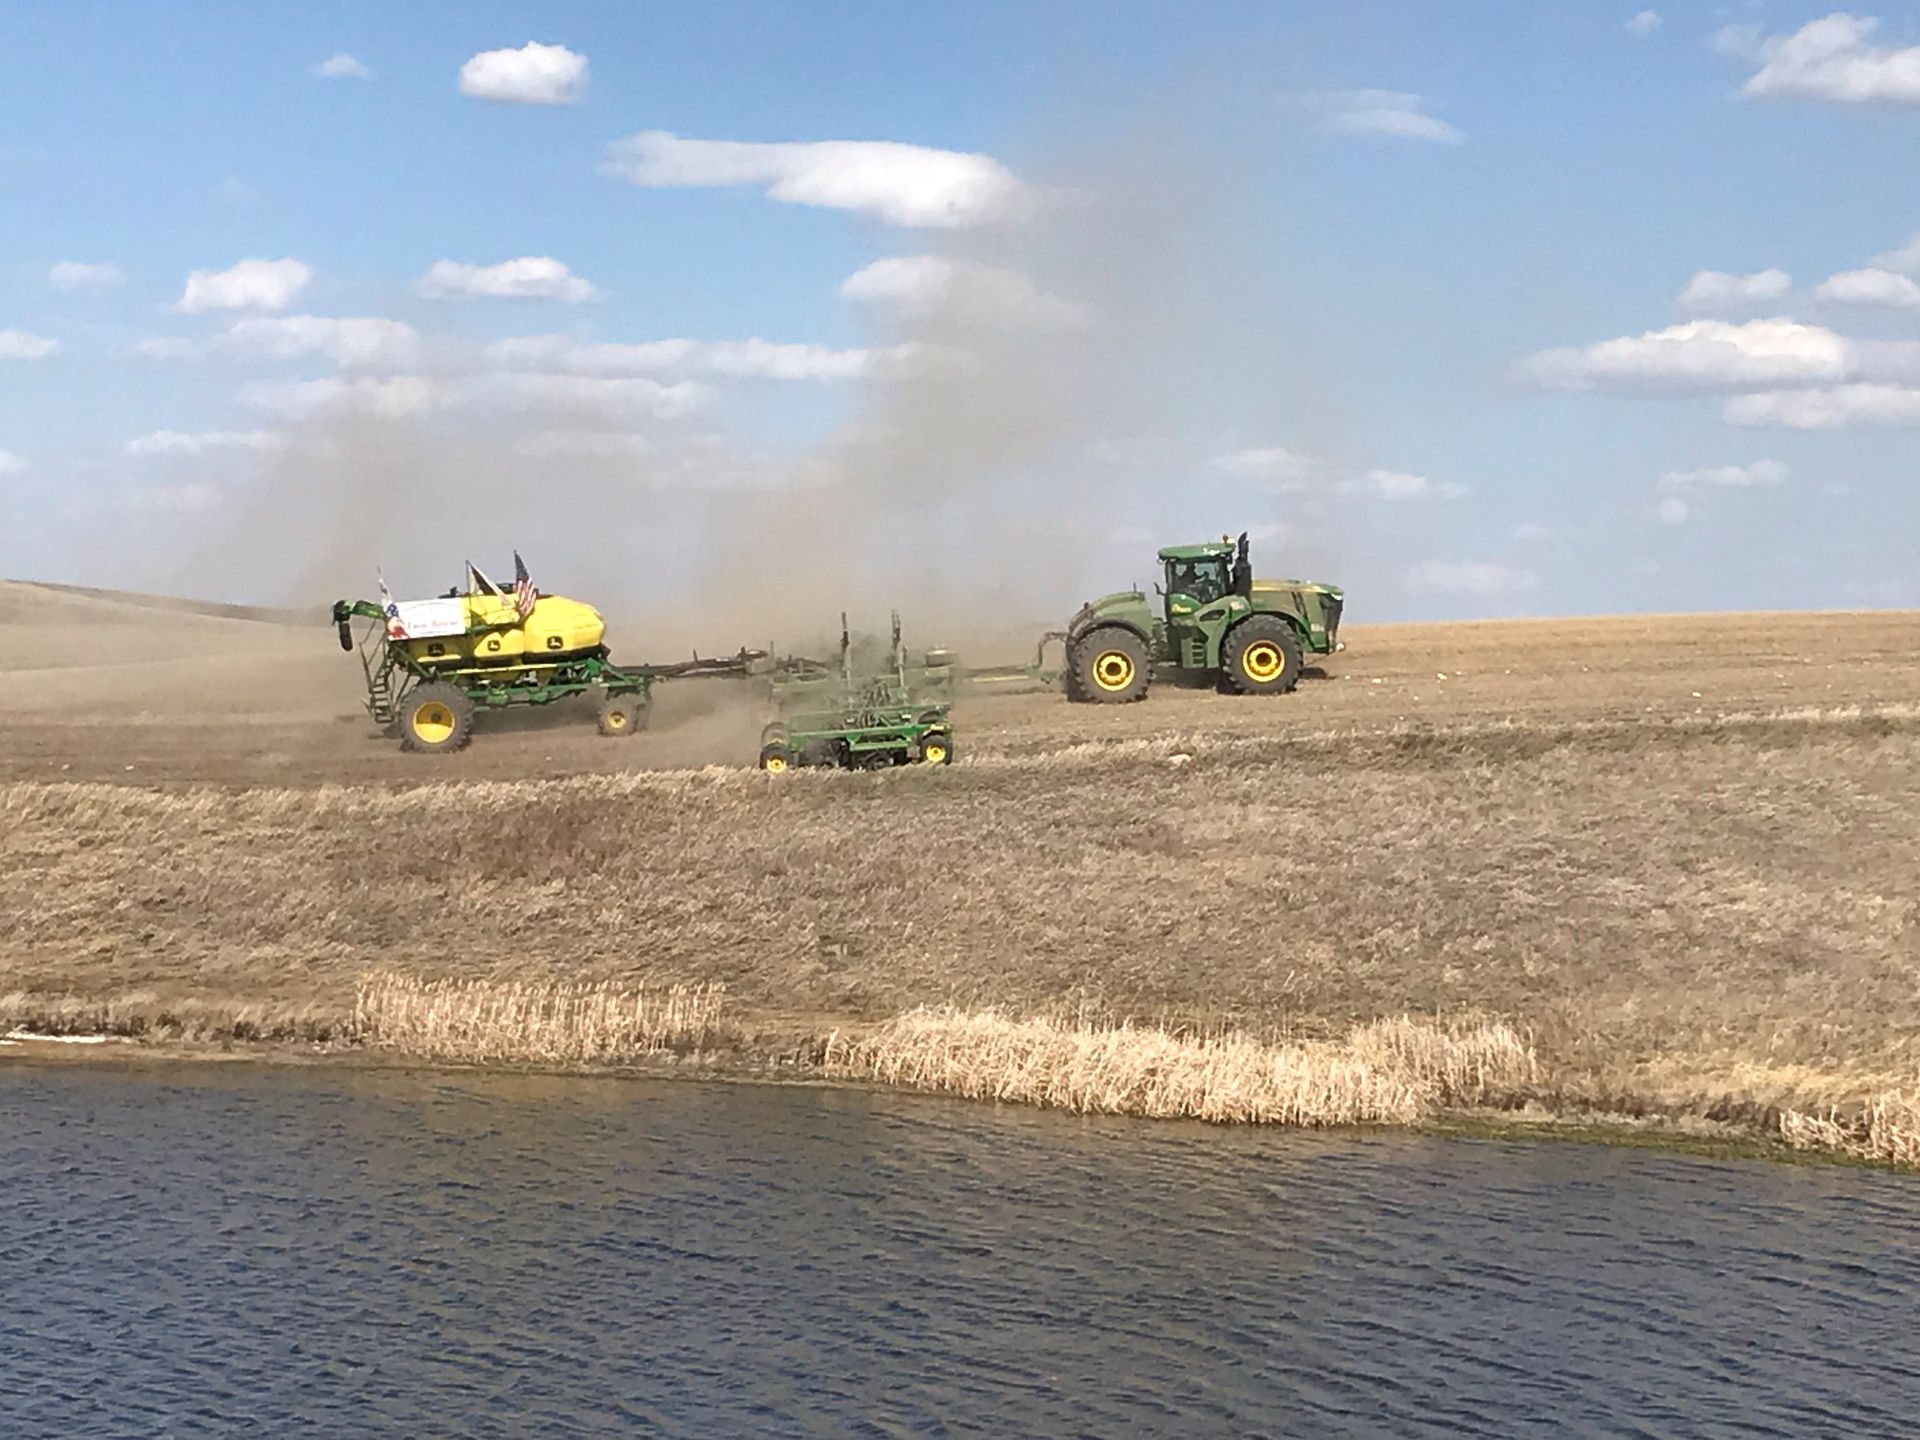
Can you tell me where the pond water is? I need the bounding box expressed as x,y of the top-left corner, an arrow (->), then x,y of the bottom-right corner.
2,1061 -> 1915,1437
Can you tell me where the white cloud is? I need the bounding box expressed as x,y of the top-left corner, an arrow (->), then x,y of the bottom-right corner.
0,329 -> 58,359
481,333 -> 931,382
1872,232 -> 1920,273
416,257 -> 599,302
49,260 -> 124,291
1657,459 -> 1788,489
225,315 -> 422,368
1816,267 -> 1920,308
238,376 -> 437,420
313,53 -> 373,80
0,450 -> 26,475
458,373 -> 708,422
1626,10 -> 1661,38
459,41 -> 588,105
840,256 -> 1092,329
1520,318 -> 1852,391
1740,13 -> 1920,104
1675,268 -> 1791,310
1512,522 -> 1552,542
1209,449 -> 1463,500
1405,560 -> 1539,596
603,131 -> 1030,228
1309,91 -> 1466,144
124,430 -> 287,457
1339,468 -> 1469,501
129,316 -> 423,369
1656,497 -> 1691,526
176,258 -> 313,314
239,372 -> 707,423
1724,383 -> 1920,428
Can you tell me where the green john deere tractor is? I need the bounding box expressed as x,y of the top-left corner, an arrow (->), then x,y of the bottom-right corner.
1062,533 -> 1343,703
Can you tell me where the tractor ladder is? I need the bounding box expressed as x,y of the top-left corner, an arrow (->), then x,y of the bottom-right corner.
365,669 -> 398,728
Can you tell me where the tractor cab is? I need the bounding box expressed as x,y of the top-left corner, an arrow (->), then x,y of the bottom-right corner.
1157,535 -> 1251,622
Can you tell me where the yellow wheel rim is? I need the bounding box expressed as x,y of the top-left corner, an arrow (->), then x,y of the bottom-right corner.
1091,650 -> 1136,692
924,741 -> 948,764
606,710 -> 628,731
764,755 -> 787,773
1242,641 -> 1286,683
411,702 -> 456,744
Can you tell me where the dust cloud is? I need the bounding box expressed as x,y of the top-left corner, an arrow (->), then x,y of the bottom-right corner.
132,95 -> 1345,669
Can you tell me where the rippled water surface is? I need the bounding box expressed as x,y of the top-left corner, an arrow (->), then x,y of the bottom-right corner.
3,1062 -> 1918,1437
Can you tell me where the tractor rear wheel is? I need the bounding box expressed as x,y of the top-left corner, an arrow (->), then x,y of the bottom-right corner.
1067,626 -> 1151,704
1222,615 -> 1303,695
399,682 -> 475,753
597,690 -> 646,737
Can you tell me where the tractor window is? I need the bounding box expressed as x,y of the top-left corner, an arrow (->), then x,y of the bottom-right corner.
1166,559 -> 1228,605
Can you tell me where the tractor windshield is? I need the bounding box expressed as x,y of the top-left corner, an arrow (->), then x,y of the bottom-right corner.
1165,558 -> 1229,607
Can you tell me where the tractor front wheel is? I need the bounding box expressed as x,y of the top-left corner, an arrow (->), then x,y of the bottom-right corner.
921,731 -> 955,765
597,689 -> 648,737
758,742 -> 791,773
399,682 -> 475,754
1067,626 -> 1151,704
1222,616 -> 1303,695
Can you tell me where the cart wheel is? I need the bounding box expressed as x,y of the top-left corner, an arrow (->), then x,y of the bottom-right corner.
758,742 -> 791,773
597,691 -> 644,737
399,683 -> 474,754
921,731 -> 954,766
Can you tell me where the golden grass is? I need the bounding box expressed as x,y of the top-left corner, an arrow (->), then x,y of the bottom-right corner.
1779,1090 -> 1920,1168
353,972 -> 727,1063
823,1008 -> 1536,1126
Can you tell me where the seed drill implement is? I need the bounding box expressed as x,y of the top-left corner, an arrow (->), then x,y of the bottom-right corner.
332,555 -> 764,753
757,612 -> 955,771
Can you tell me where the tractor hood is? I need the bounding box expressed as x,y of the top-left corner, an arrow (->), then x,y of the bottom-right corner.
1253,579 -> 1342,598
1068,589 -> 1155,638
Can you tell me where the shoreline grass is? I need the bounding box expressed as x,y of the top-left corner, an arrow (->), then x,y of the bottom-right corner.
3,982 -> 1915,1168
822,1008 -> 1538,1126
352,972 -> 728,1063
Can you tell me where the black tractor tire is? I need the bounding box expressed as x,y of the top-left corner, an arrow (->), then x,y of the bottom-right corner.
597,689 -> 647,737
1066,626 -> 1151,705
1222,615 -> 1304,696
398,682 -> 475,754
758,742 -> 792,773
920,730 -> 955,766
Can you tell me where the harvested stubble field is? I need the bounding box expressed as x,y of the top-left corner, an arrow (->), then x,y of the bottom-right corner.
3,581 -> 1918,1156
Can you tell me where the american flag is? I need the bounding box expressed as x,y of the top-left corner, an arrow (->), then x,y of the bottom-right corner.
512,551 -> 539,620
378,571 -> 408,639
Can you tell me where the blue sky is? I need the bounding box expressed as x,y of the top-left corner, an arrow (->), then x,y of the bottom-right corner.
2,2 -> 1917,620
